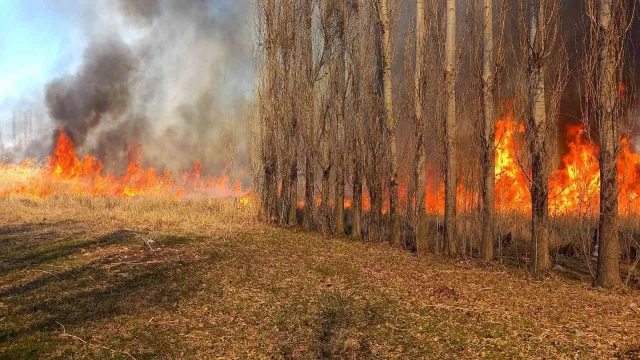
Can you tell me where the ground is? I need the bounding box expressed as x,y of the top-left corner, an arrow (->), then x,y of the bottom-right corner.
0,197 -> 639,359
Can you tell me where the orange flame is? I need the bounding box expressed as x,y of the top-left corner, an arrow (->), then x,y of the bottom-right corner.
1,129 -> 251,202
5,118 -> 640,218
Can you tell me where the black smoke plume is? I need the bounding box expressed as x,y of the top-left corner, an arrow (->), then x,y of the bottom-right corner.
45,38 -> 136,148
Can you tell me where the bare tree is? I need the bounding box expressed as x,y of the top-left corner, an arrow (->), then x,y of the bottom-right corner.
276,0 -> 298,226
349,0 -> 364,239
287,0 -> 301,227
587,0 -> 635,288
528,0 -> 551,276
256,0 -> 279,223
518,0 -> 567,277
444,0 -> 458,256
334,0 -> 347,236
302,0 -> 317,231
378,0 -> 400,246
414,0 -> 428,251
480,0 -> 495,261
363,1 -> 386,243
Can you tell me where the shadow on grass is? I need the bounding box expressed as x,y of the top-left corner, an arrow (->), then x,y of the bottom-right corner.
312,293 -> 390,359
0,221 -> 219,358
0,237 -> 211,358
0,226 -> 138,276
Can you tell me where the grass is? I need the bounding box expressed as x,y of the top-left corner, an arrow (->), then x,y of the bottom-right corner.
0,196 -> 639,359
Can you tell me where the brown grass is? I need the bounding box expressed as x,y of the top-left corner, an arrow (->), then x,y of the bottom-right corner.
0,196 -> 639,359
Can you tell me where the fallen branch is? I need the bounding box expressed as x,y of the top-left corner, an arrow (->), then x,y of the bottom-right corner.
137,234 -> 156,252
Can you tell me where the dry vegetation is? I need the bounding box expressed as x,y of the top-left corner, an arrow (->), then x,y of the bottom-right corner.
1,197 -> 639,359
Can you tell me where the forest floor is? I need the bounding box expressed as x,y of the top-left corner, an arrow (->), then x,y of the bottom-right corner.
1,197 -> 639,359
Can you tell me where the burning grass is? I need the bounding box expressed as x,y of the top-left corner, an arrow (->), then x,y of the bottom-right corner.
0,129 -> 251,201
1,196 -> 639,359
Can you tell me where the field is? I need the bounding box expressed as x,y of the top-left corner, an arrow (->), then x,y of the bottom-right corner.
1,197 -> 639,359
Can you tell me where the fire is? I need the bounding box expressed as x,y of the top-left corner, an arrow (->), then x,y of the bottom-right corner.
417,111 -> 640,217
4,118 -> 640,218
292,108 -> 640,218
495,113 -> 530,212
548,126 -> 600,215
0,129 -> 251,202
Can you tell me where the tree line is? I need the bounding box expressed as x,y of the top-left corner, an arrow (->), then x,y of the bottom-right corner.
250,0 -> 636,288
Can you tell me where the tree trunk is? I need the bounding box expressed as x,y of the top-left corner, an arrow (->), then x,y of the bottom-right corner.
280,169 -> 290,225
480,0 -> 495,262
320,117 -> 332,234
596,0 -> 621,288
288,129 -> 298,226
334,3 -> 347,236
319,3 -> 333,235
353,166 -> 363,238
304,157 -> 315,229
367,3 -> 386,243
415,0 -> 427,251
528,0 -> 551,277
262,0 -> 278,223
302,0 -> 315,231
288,0 -> 299,227
380,0 -> 400,247
444,0 -> 457,256
351,6 -> 363,239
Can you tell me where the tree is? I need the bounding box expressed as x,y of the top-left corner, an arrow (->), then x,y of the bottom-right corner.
259,0 -> 279,223
349,0 -> 364,239
480,0 -> 495,261
378,0 -> 400,246
444,0 -> 457,256
277,0 -> 298,227
363,1 -> 386,243
527,0 -> 551,276
596,0 -> 619,288
522,0 -> 566,277
414,0 -> 427,250
287,0 -> 300,227
591,0 -> 634,288
302,0 -> 316,231
334,0 -> 347,236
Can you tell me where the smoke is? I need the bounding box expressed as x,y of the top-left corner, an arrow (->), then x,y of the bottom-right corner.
46,38 -> 136,148
41,0 -> 253,176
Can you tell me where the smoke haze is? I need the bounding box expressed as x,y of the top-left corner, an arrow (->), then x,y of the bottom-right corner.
26,0 -> 253,178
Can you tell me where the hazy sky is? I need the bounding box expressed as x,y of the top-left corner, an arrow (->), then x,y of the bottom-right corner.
0,0 -> 251,138
0,1 -> 96,135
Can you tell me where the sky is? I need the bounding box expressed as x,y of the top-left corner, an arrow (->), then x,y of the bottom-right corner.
0,0 -> 90,133
0,0 -> 253,144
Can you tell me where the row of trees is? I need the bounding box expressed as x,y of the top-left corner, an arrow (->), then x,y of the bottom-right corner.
0,110 -> 48,160
251,0 -> 636,288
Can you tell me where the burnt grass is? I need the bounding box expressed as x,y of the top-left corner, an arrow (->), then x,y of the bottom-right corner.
0,199 -> 640,359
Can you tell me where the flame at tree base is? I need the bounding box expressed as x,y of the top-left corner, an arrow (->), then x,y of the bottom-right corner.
336,112 -> 640,217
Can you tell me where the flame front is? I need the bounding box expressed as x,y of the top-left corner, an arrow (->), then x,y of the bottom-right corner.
0,129 -> 251,202
416,111 -> 640,216
3,119 -> 640,216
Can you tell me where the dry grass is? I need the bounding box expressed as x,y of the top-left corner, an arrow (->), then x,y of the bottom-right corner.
1,196 -> 639,359
0,163 -> 43,190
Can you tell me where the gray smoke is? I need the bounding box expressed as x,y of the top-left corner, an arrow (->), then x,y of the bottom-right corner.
42,0 -> 253,176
